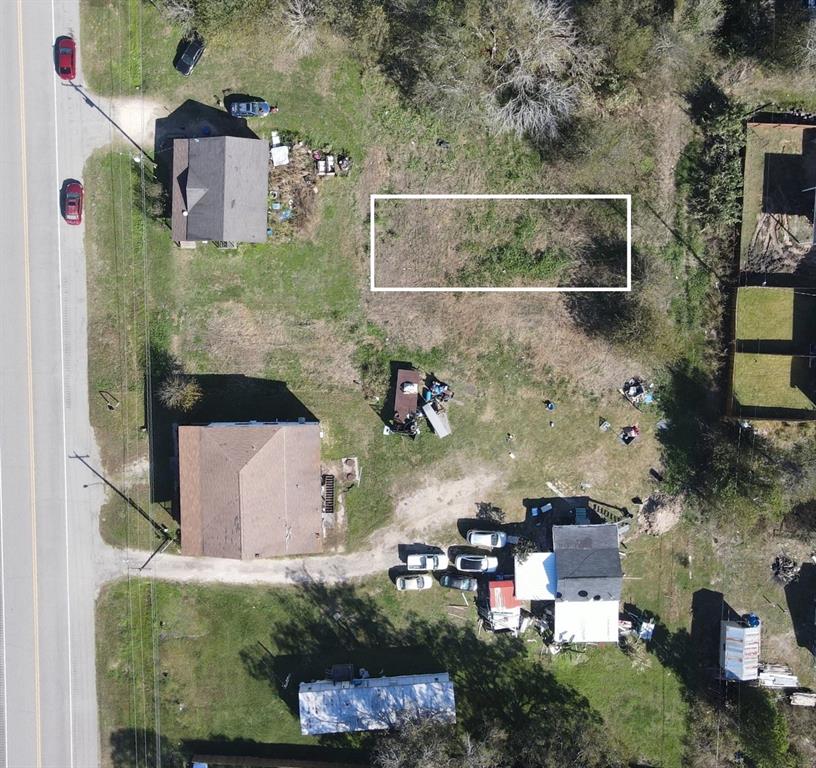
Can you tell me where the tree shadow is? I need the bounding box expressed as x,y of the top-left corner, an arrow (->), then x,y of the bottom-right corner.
653,361 -> 719,496
785,562 -> 816,654
147,363 -> 317,506
565,244 -> 650,344
238,580 -> 610,749
109,728 -> 184,768
108,727 -> 367,768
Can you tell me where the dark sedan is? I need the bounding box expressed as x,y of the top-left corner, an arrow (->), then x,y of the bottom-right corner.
174,35 -> 205,76
439,573 -> 478,592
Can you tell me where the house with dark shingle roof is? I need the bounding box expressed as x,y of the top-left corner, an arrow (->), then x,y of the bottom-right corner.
178,421 -> 322,559
551,523 -> 622,643
171,136 -> 269,244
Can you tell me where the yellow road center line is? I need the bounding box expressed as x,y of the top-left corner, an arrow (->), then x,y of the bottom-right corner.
16,1 -> 43,765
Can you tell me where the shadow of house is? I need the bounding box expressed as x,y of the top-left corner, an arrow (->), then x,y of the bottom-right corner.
762,128 -> 816,221
785,562 -> 816,654
109,728 -> 367,768
154,99 -> 258,186
690,589 -> 740,674
147,374 -> 316,508
628,590 -> 739,699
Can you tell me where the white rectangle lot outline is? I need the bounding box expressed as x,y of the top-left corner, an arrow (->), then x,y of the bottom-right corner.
370,193 -> 632,293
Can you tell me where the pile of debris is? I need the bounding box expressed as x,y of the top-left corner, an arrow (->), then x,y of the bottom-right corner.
638,493 -> 683,536
268,139 -> 318,235
771,553 -> 800,585
619,376 -> 654,409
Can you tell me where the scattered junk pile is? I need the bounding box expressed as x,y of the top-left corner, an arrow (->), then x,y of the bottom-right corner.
619,424 -> 640,446
313,149 -> 352,177
619,376 -> 654,410
266,133 -> 352,238
772,553 -> 800,585
385,368 -> 454,439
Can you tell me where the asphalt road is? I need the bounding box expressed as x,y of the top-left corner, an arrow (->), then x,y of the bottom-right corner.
0,1 -> 112,765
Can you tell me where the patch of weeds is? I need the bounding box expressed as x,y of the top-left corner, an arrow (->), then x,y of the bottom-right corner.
457,213 -> 571,287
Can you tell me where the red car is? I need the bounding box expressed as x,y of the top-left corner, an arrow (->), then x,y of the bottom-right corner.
56,36 -> 76,80
62,181 -> 83,225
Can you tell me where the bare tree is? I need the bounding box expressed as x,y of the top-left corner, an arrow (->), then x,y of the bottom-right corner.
285,0 -> 318,55
157,0 -> 195,31
484,0 -> 596,144
158,374 -> 203,412
489,73 -> 580,143
803,19 -> 816,70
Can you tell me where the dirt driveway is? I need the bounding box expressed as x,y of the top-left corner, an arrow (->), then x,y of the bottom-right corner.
101,470 -> 504,589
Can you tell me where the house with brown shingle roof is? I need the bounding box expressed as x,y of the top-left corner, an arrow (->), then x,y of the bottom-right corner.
178,421 -> 323,559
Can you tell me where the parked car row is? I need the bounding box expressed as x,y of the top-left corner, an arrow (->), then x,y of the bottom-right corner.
395,528 -> 509,591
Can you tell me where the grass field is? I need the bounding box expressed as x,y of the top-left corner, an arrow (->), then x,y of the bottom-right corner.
733,353 -> 816,412
372,198 -> 628,289
80,2 -> 816,766
96,574 -> 686,768
95,516 -> 816,768
736,287 -> 795,341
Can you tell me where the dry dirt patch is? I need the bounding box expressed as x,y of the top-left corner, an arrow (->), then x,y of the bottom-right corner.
365,289 -> 640,392
367,470 -> 504,551
110,97 -> 165,147
639,492 -> 684,536
195,302 -> 359,385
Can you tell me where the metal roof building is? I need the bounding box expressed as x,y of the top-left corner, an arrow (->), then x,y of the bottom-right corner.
720,617 -> 761,681
298,673 -> 456,735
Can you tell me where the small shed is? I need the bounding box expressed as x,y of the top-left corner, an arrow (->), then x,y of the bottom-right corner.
489,580 -> 522,611
514,552 -> 557,601
485,580 -> 524,633
720,615 -> 761,681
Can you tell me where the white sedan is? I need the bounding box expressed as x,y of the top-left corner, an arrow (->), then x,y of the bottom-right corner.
396,574 -> 433,591
406,553 -> 449,571
455,554 -> 499,573
466,530 -> 507,548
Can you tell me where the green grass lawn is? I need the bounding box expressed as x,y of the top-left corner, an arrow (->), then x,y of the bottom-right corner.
84,148 -> 179,549
736,287 -> 795,341
96,574 -> 689,768
733,353 -> 816,412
